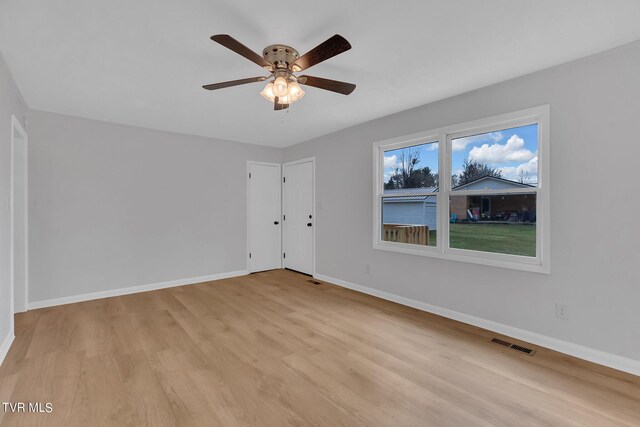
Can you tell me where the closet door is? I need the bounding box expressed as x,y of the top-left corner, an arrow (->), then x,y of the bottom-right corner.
283,159 -> 314,275
248,162 -> 282,272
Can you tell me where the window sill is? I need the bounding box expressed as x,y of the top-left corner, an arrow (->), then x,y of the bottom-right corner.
373,241 -> 549,274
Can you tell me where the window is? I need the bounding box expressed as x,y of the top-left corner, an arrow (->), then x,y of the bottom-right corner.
373,106 -> 549,273
381,140 -> 439,247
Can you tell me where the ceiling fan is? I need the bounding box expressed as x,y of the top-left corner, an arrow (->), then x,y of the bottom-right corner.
202,34 -> 356,110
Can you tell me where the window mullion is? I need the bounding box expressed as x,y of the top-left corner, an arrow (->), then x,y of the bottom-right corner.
440,132 -> 450,254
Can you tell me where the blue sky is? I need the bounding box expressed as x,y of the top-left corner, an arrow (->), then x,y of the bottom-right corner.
384,123 -> 538,186
452,124 -> 538,184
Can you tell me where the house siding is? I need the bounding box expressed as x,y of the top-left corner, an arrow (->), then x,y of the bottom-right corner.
383,201 -> 437,230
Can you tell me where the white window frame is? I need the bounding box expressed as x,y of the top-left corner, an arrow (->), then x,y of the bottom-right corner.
373,105 -> 550,274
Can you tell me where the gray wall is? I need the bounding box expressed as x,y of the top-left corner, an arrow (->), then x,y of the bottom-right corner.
28,111 -> 281,302
0,53 -> 26,349
284,41 -> 640,361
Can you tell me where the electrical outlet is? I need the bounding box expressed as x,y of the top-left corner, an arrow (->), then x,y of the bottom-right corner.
556,303 -> 567,320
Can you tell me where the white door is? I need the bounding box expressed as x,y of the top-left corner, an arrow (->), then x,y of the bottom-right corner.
248,162 -> 282,273
283,159 -> 314,275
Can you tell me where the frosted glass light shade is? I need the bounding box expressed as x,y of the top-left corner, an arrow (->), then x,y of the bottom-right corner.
260,78 -> 305,105
287,80 -> 305,102
273,76 -> 289,97
260,82 -> 275,101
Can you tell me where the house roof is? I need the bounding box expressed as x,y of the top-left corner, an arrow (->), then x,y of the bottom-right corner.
383,188 -> 437,203
383,187 -> 438,195
382,177 -> 535,201
452,176 -> 536,191
383,196 -> 436,202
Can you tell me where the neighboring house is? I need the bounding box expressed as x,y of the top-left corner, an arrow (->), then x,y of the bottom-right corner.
383,177 -> 537,228
383,187 -> 438,230
450,176 -> 536,222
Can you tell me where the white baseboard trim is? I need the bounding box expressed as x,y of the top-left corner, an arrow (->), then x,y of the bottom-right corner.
314,273 -> 640,377
0,330 -> 15,367
27,270 -> 248,310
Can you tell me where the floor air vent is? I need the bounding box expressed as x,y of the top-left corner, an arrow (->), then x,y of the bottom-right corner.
491,338 -> 536,356
490,338 -> 512,347
510,344 -> 536,356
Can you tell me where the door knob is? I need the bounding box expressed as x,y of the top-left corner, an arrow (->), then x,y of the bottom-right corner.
307,223 -> 312,227
274,221 -> 279,225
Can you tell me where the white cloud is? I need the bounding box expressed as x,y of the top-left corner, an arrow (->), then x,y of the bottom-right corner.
452,131 -> 504,152
452,138 -> 472,152
427,142 -> 439,151
499,156 -> 538,183
384,154 -> 398,169
468,134 -> 534,164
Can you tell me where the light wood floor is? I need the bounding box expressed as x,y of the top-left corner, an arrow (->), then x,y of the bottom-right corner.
1,270 -> 639,426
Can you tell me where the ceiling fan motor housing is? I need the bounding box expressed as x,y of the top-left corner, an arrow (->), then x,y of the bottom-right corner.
263,45 -> 300,70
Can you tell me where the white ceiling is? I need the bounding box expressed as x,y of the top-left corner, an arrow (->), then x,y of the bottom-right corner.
1,1 -> 640,148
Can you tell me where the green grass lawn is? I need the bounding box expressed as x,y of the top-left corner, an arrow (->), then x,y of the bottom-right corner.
429,230 -> 438,247
386,223 -> 535,257
449,223 -> 536,257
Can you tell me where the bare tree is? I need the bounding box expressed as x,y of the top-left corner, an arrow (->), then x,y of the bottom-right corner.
385,148 -> 438,189
517,170 -> 533,185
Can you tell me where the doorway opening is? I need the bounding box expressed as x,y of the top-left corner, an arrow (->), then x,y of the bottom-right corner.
10,115 -> 28,319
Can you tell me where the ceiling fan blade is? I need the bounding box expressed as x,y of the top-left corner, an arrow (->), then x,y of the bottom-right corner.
202,76 -> 267,91
211,34 -> 271,68
292,34 -> 351,72
274,97 -> 289,111
297,75 -> 356,95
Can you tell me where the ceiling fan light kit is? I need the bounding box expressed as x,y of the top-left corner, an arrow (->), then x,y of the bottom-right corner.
203,34 -> 356,110
260,77 -> 305,105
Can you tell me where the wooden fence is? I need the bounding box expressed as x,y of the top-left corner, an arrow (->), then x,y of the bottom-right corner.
383,224 -> 429,246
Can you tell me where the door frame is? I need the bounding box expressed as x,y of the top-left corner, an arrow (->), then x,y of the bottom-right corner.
282,157 -> 316,276
10,114 -> 29,319
246,160 -> 283,273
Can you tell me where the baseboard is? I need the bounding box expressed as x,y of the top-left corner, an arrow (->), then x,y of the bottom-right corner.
27,270 -> 248,310
0,330 -> 15,367
314,273 -> 640,377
